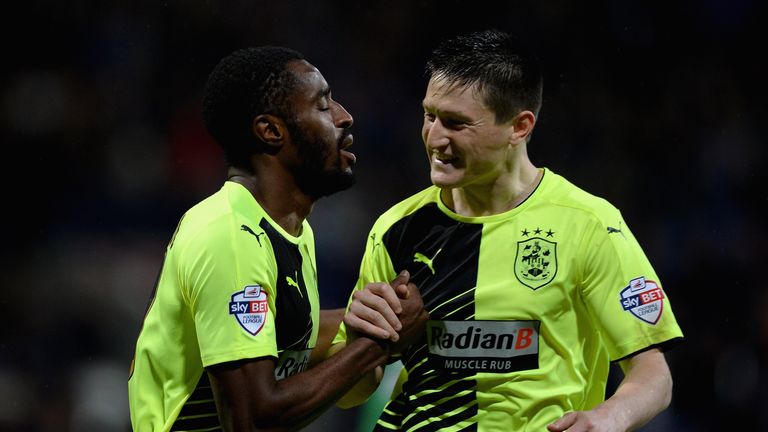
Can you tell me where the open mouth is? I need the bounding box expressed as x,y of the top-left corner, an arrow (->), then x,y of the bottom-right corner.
340,149 -> 356,164
434,153 -> 459,165
340,133 -> 353,150
340,134 -> 356,164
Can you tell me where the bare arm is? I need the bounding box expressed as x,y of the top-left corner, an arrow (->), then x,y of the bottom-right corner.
547,348 -> 673,432
209,336 -> 388,431
329,340 -> 385,409
335,272 -> 428,408
327,281 -> 407,408
207,272 -> 421,431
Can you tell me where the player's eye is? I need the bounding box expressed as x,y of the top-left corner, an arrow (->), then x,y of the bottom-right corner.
444,118 -> 466,129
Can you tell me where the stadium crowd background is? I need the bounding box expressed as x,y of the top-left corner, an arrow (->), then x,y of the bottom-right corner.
1,1 -> 765,430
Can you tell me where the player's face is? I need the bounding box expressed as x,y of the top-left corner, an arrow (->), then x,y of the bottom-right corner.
422,77 -> 515,190
284,60 -> 356,199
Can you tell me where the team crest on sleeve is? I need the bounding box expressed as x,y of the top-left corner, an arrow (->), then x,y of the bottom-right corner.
229,285 -> 268,335
620,277 -> 665,324
514,237 -> 557,290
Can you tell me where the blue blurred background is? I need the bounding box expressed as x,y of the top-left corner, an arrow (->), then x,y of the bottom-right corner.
1,0 -> 766,430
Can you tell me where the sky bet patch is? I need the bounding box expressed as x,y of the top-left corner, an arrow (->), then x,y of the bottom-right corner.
229,285 -> 268,335
620,277 -> 665,324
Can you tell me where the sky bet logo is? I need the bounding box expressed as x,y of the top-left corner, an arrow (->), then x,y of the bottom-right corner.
229,285 -> 268,335
620,277 -> 665,325
427,320 -> 540,373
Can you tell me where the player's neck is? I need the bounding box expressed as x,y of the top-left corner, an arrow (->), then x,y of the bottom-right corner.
227,166 -> 313,237
443,163 -> 542,217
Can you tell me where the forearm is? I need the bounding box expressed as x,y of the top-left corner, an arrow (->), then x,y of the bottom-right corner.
595,349 -> 673,431
329,342 -> 384,408
261,337 -> 388,428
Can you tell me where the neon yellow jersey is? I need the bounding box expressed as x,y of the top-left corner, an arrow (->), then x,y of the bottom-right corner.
334,168 -> 683,431
129,181 -> 319,432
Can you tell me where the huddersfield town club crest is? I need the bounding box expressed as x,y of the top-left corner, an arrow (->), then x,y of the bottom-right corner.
229,285 -> 269,335
620,277 -> 665,324
514,238 -> 557,290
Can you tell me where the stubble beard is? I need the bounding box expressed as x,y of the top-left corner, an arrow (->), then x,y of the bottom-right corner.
288,121 -> 356,200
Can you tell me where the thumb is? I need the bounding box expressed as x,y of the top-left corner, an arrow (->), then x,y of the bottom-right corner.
391,269 -> 410,286
391,270 -> 410,299
396,283 -> 410,300
547,412 -> 577,432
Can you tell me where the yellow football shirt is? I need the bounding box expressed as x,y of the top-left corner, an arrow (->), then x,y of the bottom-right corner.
335,168 -> 683,431
129,181 -> 319,431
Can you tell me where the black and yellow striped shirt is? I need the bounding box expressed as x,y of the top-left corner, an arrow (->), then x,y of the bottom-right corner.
335,169 -> 682,431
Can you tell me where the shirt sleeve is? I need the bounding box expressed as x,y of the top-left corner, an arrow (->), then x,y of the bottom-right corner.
179,217 -> 280,368
579,207 -> 684,361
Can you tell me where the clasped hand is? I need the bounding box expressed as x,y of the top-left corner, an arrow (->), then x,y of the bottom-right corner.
344,270 -> 428,354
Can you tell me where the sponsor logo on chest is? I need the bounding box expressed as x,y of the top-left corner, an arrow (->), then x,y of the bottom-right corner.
620,276 -> 665,324
229,285 -> 269,335
427,320 -> 540,373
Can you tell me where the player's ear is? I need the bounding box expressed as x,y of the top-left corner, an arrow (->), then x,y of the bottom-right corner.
509,110 -> 536,146
252,114 -> 286,155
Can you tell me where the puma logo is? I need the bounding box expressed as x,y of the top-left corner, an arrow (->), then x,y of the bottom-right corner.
607,223 -> 626,239
241,225 -> 266,246
286,271 -> 302,298
414,248 -> 442,275
370,233 -> 381,253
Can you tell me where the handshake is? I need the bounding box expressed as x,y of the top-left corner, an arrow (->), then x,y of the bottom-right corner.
344,270 -> 429,355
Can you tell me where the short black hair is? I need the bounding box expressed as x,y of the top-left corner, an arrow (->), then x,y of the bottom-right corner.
426,29 -> 543,123
202,46 -> 305,168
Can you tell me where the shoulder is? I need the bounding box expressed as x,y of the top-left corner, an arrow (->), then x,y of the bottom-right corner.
171,186 -> 269,260
173,189 -> 234,247
538,169 -> 622,229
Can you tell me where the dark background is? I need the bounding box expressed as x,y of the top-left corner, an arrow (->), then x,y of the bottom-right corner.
1,1 -> 766,430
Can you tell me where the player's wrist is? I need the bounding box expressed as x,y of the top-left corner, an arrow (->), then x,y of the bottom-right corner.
350,335 -> 390,365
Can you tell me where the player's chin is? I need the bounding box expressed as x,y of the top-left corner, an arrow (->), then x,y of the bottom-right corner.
325,155 -> 353,177
337,168 -> 356,187
297,164 -> 356,199
339,156 -> 355,174
430,171 -> 462,189
321,169 -> 357,195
